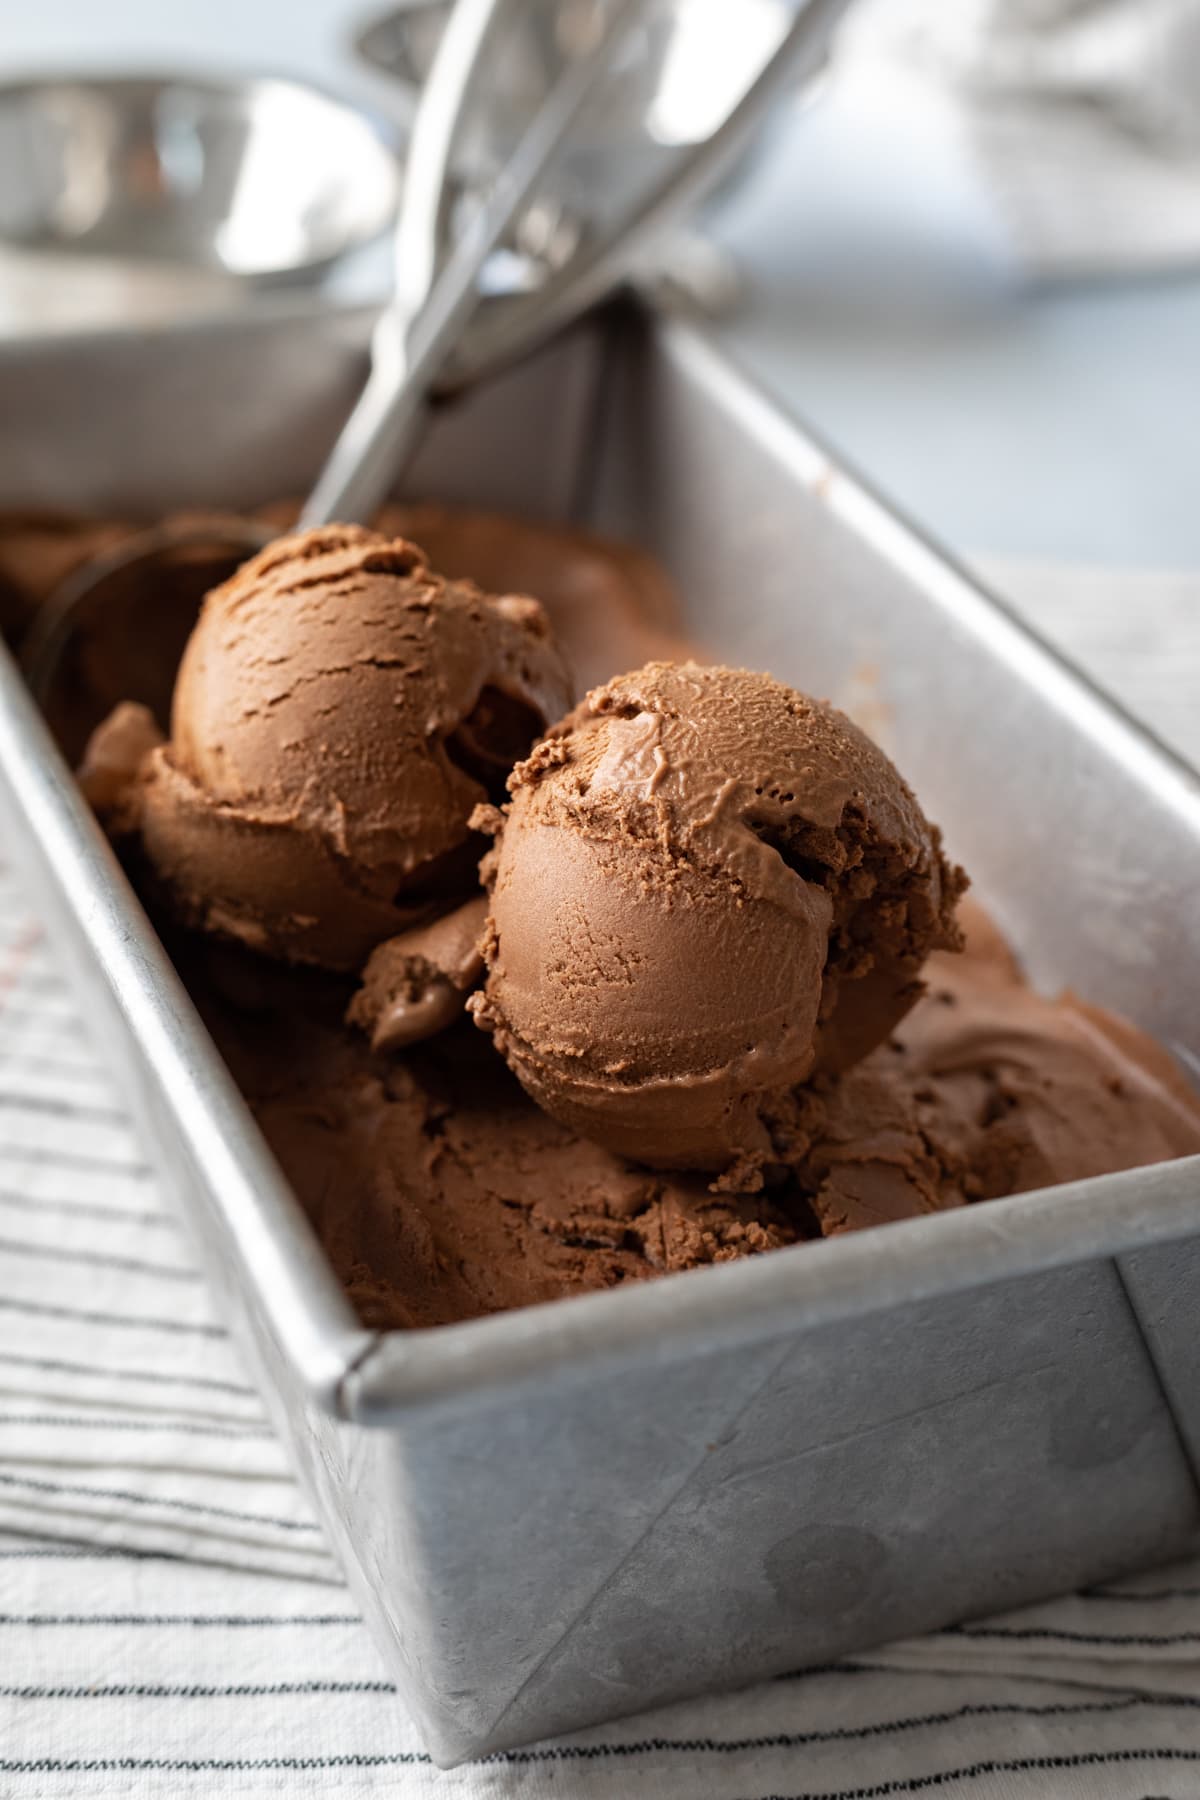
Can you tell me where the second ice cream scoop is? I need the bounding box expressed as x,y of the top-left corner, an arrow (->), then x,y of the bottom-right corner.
112,524 -> 571,969
471,660 -> 965,1176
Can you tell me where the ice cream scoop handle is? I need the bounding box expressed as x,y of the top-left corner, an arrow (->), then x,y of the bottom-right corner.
300,0 -> 646,529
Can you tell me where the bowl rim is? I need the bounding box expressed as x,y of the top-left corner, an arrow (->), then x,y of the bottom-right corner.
0,65 -> 402,278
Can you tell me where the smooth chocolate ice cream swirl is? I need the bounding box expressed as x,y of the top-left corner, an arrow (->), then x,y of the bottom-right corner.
889,926 -> 1200,1201
347,896 -> 488,1051
792,901 -> 1200,1236
471,660 -> 966,1176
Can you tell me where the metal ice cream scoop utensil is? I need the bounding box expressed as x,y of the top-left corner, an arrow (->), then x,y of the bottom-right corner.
19,0 -> 641,701
21,0 -> 853,706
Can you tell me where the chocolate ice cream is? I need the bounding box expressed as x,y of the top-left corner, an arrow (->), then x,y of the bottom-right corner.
792,900 -> 1200,1236
5,506 -> 1198,1334
202,964 -> 801,1331
371,503 -> 691,692
470,661 -> 965,1175
181,896 -> 1200,1331
348,896 -> 488,1052
96,523 -> 572,969
881,915 -> 1200,1203
9,502 -> 689,758
77,698 -> 164,832
0,509 -> 130,644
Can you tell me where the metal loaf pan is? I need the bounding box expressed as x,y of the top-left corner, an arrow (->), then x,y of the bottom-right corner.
2,302 -> 1200,1766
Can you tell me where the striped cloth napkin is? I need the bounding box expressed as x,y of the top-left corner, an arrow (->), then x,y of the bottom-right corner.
4,566 -> 1200,1798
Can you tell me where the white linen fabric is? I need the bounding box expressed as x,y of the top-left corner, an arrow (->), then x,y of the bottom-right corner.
2,564 -> 1200,1798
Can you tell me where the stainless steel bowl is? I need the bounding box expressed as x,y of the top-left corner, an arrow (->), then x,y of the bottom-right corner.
0,73 -> 400,280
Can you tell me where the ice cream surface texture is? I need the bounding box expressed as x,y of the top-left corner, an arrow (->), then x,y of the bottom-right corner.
7,506 -> 1199,1331
109,524 -> 572,969
795,901 -> 1200,1238
185,900 -> 1200,1330
370,503 -> 690,691
347,895 -> 488,1052
470,660 -> 965,1174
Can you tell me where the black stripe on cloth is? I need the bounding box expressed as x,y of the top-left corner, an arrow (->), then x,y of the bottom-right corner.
0,1007 -> 99,1035
485,1699 -> 1200,1765
1,969 -> 71,995
6,1748 -> 1200,1782
5,970 -> 66,997
526,1698 -> 1200,1757
0,1350 -> 252,1395
0,1237 -> 198,1281
0,1470 -> 320,1532
0,1143 -> 151,1177
0,1092 -> 128,1125
0,1414 -> 269,1437
0,1188 -> 171,1228
0,1680 -> 396,1698
0,1693 -> 1196,1753
1086,1585 -> 1200,1602
740,1750 -> 1200,1800
950,1623 -> 1200,1646
0,1548 -> 186,1561
0,1690 -> 1196,1786
0,1295 -> 224,1336
0,1052 -> 109,1080
7,998 -> 73,1022
0,1614 -> 361,1626
770,1665 -> 878,1684
0,1760 -> 427,1774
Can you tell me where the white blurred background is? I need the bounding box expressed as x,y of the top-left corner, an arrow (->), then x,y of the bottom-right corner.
2,0 -> 1199,699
